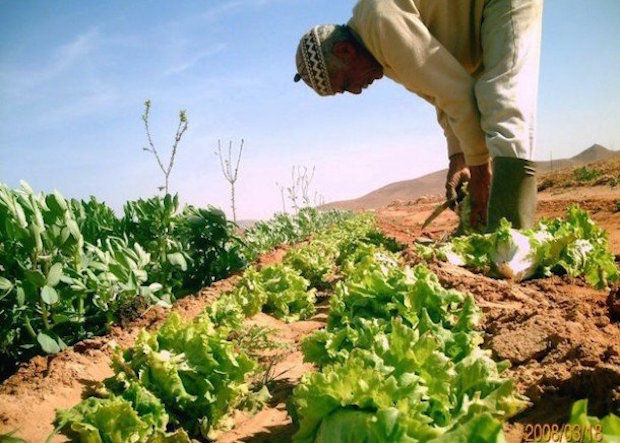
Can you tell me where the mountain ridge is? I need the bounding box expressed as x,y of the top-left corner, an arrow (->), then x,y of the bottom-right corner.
324,144 -> 620,210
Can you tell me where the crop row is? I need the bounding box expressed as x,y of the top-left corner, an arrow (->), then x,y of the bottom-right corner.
288,208 -> 619,441
290,228 -> 527,441
0,181 -> 349,377
52,214 -> 391,441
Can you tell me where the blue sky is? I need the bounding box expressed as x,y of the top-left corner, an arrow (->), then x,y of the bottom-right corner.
1,0 -> 619,219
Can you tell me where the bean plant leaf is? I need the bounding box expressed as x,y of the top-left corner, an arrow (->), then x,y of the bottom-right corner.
37,332 -> 61,354
24,270 -> 46,287
16,287 -> 26,306
0,277 -> 13,291
167,253 -> 187,271
41,286 -> 59,305
47,263 -> 63,287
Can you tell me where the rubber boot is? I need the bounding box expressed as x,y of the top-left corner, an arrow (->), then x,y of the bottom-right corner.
487,157 -> 537,231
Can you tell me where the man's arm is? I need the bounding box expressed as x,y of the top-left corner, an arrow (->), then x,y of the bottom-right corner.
435,108 -> 462,159
436,108 -> 470,207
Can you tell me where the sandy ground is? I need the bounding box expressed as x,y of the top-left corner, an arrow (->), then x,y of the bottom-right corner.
1,185 -> 619,443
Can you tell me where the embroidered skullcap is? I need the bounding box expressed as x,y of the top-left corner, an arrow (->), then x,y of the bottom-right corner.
294,25 -> 335,96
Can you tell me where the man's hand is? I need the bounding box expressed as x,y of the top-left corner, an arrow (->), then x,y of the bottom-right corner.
445,153 -> 470,209
468,161 -> 492,229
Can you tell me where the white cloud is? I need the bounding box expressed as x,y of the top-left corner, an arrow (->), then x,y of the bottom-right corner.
0,28 -> 100,96
164,43 -> 227,75
199,0 -> 281,21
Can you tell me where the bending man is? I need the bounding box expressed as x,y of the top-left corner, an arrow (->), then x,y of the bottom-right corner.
294,0 -> 543,230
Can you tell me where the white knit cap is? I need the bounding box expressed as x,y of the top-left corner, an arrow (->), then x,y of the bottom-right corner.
294,25 -> 334,96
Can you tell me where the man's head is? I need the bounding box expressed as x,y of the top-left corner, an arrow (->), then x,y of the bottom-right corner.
294,24 -> 383,96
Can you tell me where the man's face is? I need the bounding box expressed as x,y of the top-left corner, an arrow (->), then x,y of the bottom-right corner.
329,41 -> 383,95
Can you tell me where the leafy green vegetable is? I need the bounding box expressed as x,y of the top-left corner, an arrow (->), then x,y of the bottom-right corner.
259,264 -> 316,322
0,183 -> 155,375
53,211 -> 525,442
568,399 -> 620,443
293,236 -> 525,443
421,206 -> 618,289
54,383 -> 190,443
283,241 -> 338,289
176,205 -> 245,291
209,264 -> 317,324
241,207 -> 351,261
108,312 -> 258,438
0,430 -> 29,443
70,196 -> 122,244
293,351 -> 520,443
1,180 -> 350,377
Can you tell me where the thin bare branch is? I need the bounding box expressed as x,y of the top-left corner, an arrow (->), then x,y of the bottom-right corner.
141,100 -> 188,194
141,101 -> 167,177
216,139 -> 244,222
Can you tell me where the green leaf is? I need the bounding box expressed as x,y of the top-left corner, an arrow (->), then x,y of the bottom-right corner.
30,224 -> 43,253
149,283 -> 163,293
167,253 -> 187,271
0,276 -> 13,291
0,431 -> 29,443
52,314 -> 70,325
14,201 -> 28,228
431,206 -> 619,289
568,399 -> 620,442
41,285 -> 59,305
19,180 -> 34,193
16,287 -> 26,306
37,332 -> 61,354
24,270 -> 46,287
47,263 -> 63,287
66,219 -> 81,240
53,190 -> 68,211
55,396 -> 156,442
428,413 -> 505,443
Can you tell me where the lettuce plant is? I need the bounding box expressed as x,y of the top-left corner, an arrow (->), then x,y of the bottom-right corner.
421,206 -> 618,289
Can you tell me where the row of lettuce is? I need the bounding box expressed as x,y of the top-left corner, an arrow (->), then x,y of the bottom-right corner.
6,184 -> 620,441
290,222 -> 527,441
52,213 -> 523,442
418,206 -> 619,290
0,181 -> 349,377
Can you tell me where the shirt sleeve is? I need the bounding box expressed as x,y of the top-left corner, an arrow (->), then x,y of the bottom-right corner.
436,107 -> 462,158
373,8 -> 490,166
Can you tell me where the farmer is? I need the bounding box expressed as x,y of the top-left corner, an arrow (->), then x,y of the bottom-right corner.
294,0 -> 543,230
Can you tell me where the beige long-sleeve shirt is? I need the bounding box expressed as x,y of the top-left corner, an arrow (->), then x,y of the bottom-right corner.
348,0 -> 489,166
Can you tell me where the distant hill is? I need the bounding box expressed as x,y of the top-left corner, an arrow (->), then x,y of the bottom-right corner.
569,143 -> 616,164
324,144 -> 620,210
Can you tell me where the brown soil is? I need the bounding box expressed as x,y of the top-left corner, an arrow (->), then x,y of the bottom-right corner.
2,185 -> 619,443
216,304 -> 329,443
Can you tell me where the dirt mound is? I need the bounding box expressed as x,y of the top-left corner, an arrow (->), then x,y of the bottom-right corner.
538,158 -> 620,191
428,263 -> 620,416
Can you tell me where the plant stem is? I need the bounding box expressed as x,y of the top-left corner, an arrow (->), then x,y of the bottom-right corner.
24,317 -> 37,340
